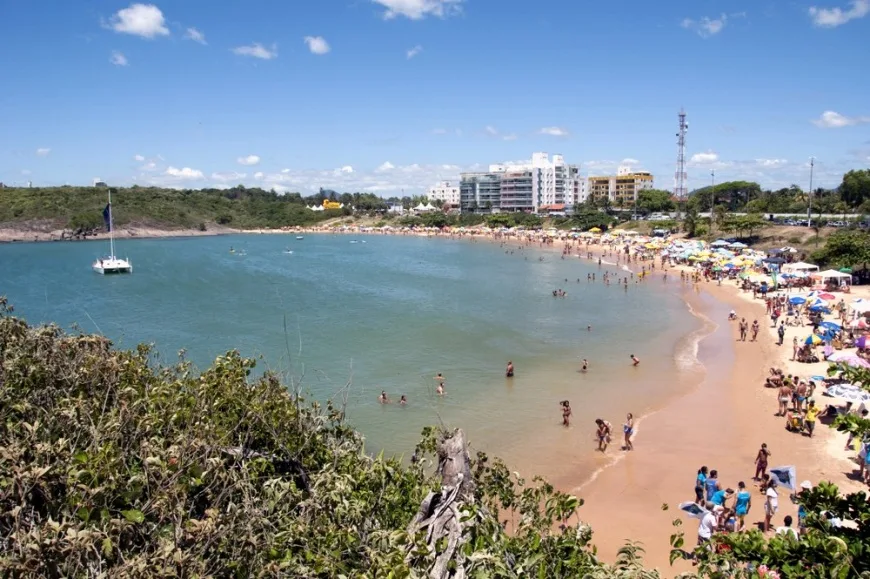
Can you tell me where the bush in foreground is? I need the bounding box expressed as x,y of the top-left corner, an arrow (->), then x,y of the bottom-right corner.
0,299 -> 658,578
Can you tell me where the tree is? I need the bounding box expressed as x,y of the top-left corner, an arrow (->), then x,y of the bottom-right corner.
683,206 -> 699,237
811,230 -> 870,268
840,169 -> 870,208
571,205 -> 615,231
712,205 -> 727,233
635,189 -> 675,214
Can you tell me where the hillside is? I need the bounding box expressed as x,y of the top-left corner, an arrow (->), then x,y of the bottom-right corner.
0,186 -> 342,233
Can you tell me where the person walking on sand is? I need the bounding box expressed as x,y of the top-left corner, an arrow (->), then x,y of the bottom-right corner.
623,413 -> 634,450
777,322 -> 786,346
739,318 -> 748,341
754,443 -> 771,481
751,320 -> 760,342
804,399 -> 820,437
734,481 -> 752,531
561,400 -> 572,427
595,418 -> 612,452
791,336 -> 799,361
777,382 -> 793,417
630,354 -> 640,366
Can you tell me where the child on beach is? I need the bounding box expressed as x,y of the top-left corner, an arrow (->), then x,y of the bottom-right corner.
561,401 -> 572,427
630,354 -> 640,366
595,418 -> 612,452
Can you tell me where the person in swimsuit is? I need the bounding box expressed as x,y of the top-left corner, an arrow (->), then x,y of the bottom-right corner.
561,401 -> 572,426
751,320 -> 760,341
623,413 -> 634,450
581,359 -> 588,372
595,418 -> 612,452
630,354 -> 640,366
754,443 -> 771,481
777,382 -> 793,417
399,395 -> 407,405
505,360 -> 514,378
378,390 -> 390,404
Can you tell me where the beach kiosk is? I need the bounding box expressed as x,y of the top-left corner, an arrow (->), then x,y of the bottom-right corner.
782,261 -> 820,275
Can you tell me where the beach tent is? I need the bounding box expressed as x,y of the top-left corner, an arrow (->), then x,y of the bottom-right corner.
711,239 -> 730,247
782,261 -> 820,274
812,269 -> 853,285
729,241 -> 748,249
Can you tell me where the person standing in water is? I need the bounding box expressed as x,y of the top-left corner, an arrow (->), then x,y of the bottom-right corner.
623,413 -> 634,450
595,419 -> 612,452
505,361 -> 514,378
630,354 -> 640,366
378,390 -> 390,404
581,359 -> 588,372
561,401 -> 572,426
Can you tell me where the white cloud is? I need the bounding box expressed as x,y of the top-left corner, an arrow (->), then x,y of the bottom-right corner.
812,110 -> 870,128
134,154 -> 145,161
36,148 -> 51,156
338,166 -> 354,174
141,161 -> 157,171
281,168 -> 291,173
431,128 -> 448,135
303,36 -> 330,55
232,43 -> 277,60
502,134 -> 518,141
690,151 -> 719,164
539,126 -> 569,137
211,171 -> 246,182
406,45 -> 423,59
106,3 -> 169,39
165,166 -> 204,179
254,171 -> 264,179
809,0 -> 869,26
185,27 -> 207,45
110,51 -> 129,66
681,14 -> 728,37
755,158 -> 788,167
484,126 -> 499,136
376,161 -> 396,172
237,154 -> 261,166
372,0 -> 463,20
621,158 -> 640,165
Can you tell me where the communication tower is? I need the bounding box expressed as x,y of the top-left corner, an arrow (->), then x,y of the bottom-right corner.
674,108 -> 688,200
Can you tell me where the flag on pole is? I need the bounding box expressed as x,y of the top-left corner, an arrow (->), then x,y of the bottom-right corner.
769,465 -> 797,491
102,203 -> 112,231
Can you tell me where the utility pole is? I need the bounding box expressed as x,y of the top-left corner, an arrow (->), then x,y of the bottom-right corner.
710,169 -> 715,216
674,108 -> 688,221
807,157 -> 814,228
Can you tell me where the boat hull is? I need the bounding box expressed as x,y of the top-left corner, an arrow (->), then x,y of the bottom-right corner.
93,258 -> 133,275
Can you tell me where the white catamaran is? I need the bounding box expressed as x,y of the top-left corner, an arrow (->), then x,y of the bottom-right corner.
92,190 -> 132,274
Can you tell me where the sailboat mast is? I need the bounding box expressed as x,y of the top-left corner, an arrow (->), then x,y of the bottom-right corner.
108,189 -> 116,258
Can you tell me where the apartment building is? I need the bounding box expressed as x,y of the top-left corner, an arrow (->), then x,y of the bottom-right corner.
587,166 -> 654,207
459,172 -> 502,212
459,152 -> 582,213
427,181 -> 460,209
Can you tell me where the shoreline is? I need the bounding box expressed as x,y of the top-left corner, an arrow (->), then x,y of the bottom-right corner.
0,224 -> 239,244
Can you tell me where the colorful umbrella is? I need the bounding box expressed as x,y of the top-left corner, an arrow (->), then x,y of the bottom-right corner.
789,296 -> 807,305
805,334 -> 823,345
856,336 -> 868,349
827,352 -> 870,368
818,293 -> 836,301
819,321 -> 841,331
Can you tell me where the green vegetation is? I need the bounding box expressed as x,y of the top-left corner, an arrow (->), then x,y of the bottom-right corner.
636,189 -> 676,214
0,298 -> 657,577
0,186 -> 380,231
810,230 -> 870,269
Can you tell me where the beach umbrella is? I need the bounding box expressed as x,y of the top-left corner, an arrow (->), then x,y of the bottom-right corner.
589,227 -> 601,233
819,321 -> 841,331
818,292 -> 836,301
839,267 -> 852,274
827,352 -> 870,368
678,502 -> 709,520
789,296 -> 807,305
769,466 -> 797,491
853,302 -> 870,314
849,319 -> 869,330
809,305 -> 831,314
805,334 -> 823,346
856,335 -> 868,349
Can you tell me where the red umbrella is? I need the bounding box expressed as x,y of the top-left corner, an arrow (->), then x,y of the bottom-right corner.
818,292 -> 836,300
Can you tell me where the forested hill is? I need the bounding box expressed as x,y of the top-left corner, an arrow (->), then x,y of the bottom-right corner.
0,185 -> 389,231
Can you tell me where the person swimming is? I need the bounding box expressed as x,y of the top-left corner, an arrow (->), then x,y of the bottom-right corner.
378,390 -> 390,404
399,395 -> 407,405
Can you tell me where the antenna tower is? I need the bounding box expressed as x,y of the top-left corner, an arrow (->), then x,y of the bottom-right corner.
674,108 -> 688,200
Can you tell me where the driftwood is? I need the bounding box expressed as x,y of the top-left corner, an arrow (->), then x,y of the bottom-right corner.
406,428 -> 475,579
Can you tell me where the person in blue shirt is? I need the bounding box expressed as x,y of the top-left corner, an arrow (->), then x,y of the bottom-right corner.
711,487 -> 734,507
695,466 -> 708,503
734,481 -> 752,531
705,469 -> 721,502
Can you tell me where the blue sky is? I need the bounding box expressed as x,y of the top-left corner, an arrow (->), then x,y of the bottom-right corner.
2,0 -> 869,195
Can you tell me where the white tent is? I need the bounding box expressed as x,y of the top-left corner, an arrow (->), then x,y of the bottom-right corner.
811,269 -> 853,287
782,261 -> 820,274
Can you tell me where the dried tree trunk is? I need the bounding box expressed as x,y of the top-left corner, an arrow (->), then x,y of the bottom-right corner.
406,428 -> 475,579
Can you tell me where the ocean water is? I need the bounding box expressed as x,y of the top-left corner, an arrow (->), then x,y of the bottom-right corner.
0,233 -> 702,483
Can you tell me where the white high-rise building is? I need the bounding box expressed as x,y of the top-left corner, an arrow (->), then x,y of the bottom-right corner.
427,181 -> 460,209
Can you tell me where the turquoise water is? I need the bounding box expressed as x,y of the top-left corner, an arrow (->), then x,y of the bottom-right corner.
0,234 -> 701,481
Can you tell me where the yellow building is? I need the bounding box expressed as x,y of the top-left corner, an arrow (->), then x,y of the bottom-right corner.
587,168 -> 654,208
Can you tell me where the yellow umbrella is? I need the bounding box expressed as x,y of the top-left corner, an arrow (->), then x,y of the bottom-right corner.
589,227 -> 602,233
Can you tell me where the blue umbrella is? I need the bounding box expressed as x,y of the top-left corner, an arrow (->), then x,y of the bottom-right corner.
789,296 -> 807,305
819,321 -> 841,331
809,305 -> 831,314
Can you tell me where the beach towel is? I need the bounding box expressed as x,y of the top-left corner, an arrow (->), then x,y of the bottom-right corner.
679,501 -> 708,520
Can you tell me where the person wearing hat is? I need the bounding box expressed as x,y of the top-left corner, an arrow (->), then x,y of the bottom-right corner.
797,480 -> 812,534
